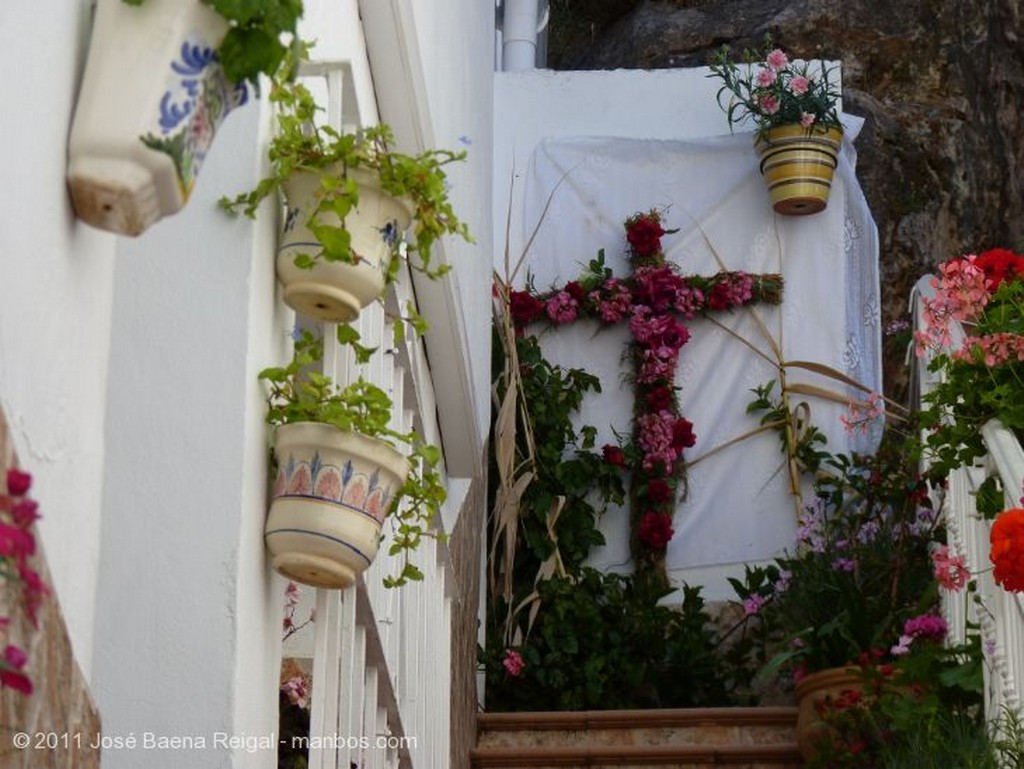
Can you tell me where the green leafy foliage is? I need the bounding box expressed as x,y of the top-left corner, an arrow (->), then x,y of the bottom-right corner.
809,630 -> 999,767
483,569 -> 734,711
483,330 -> 755,711
736,387 -> 940,677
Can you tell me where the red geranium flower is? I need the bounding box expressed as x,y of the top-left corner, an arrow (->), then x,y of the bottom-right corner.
564,281 -> 586,301
671,418 -> 696,451
645,386 -> 674,411
508,290 -> 545,327
626,216 -> 666,257
645,478 -> 673,503
638,511 -> 674,550
602,444 -> 626,467
991,508 -> 1024,592
5,469 -> 31,497
973,248 -> 1024,290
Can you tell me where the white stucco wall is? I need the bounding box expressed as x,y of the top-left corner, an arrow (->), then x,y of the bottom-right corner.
409,1 -> 496,449
89,91 -> 286,765
0,1 -> 117,680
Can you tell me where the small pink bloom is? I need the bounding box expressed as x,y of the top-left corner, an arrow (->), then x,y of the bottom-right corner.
281,675 -> 309,709
3,644 -> 27,669
931,544 -> 970,591
891,634 -> 913,656
755,68 -> 777,87
790,75 -> 810,95
743,594 -> 766,616
800,112 -> 816,128
5,469 -> 31,497
766,49 -> 789,71
757,93 -> 780,115
545,291 -> 579,325
502,649 -> 525,677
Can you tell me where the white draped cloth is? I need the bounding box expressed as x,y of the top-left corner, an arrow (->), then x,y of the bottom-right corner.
517,117 -> 880,596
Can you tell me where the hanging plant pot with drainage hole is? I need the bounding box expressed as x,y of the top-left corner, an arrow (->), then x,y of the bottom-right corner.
755,123 -> 843,216
260,330 -> 446,590
707,37 -> 844,216
66,0 -> 301,236
220,71 -> 472,323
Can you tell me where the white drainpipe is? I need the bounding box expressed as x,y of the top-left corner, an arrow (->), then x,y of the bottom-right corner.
501,0 -> 539,71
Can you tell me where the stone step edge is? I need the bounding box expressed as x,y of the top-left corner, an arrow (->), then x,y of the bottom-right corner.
477,706 -> 799,733
470,742 -> 804,767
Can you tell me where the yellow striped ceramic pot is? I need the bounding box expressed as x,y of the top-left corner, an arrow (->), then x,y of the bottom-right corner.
755,124 -> 843,216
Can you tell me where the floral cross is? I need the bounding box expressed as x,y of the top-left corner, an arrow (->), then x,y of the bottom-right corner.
505,210 -> 782,584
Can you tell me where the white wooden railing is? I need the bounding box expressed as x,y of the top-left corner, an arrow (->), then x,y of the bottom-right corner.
282,272 -> 455,769
277,9 -> 457,763
911,276 -> 1024,728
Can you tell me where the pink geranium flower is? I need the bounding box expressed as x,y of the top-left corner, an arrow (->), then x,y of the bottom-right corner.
502,649 -> 525,677
931,544 -> 970,591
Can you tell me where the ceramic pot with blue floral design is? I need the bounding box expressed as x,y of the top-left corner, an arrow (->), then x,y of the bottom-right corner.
67,0 -> 248,235
277,166 -> 415,323
265,422 -> 409,590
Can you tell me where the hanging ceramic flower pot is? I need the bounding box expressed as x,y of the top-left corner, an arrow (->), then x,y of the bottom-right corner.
265,422 -> 409,590
755,124 -> 843,216
67,0 -> 248,236
276,167 -> 415,323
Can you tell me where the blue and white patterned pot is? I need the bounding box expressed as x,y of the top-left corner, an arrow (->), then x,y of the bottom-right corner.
67,0 -> 248,235
277,167 -> 414,322
265,422 -> 409,589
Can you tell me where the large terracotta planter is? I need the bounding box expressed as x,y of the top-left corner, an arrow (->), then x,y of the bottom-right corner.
794,666 -> 862,760
265,422 -> 409,589
67,0 -> 248,236
755,124 -> 843,216
277,167 -> 414,323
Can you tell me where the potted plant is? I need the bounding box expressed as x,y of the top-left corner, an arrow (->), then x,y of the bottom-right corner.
707,36 -> 844,216
67,0 -> 303,236
260,330 -> 445,590
729,403 -> 945,760
221,72 -> 471,323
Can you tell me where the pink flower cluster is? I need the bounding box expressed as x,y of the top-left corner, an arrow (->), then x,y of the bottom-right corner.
914,255 -> 990,355
590,278 -> 633,323
954,332 -> 1024,367
839,392 -> 883,436
636,410 -> 695,472
707,272 -> 754,311
281,675 -> 309,709
0,468 -> 48,696
502,648 -> 525,677
931,544 -> 970,591
891,612 -> 948,656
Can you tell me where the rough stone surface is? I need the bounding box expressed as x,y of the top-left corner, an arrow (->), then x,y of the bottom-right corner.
449,449 -> 487,769
548,0 -> 1024,400
0,409 -> 101,769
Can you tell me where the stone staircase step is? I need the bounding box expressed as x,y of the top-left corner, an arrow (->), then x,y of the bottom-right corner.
472,707 -> 802,769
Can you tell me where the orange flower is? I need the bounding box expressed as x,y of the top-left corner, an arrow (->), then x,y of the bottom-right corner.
990,508 -> 1024,592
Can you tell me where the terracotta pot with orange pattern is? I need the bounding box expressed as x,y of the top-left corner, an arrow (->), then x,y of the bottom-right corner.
794,666 -> 864,761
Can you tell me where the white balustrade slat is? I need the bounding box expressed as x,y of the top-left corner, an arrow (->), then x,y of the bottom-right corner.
310,589 -> 343,769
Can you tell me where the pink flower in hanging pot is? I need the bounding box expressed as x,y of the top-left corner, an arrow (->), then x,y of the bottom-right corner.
766,48 -> 789,71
